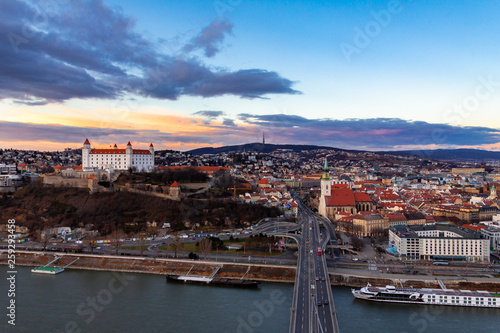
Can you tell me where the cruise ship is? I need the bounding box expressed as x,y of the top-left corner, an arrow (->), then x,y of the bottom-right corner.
352,283 -> 500,308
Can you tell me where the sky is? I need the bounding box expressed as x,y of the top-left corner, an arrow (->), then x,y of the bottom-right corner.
1,0 -> 500,152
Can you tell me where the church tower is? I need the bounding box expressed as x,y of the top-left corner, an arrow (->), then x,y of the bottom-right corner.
321,158 -> 331,197
490,185 -> 497,199
319,158 -> 331,217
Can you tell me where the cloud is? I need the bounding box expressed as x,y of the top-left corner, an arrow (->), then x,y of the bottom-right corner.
0,0 -> 299,104
4,115 -> 500,151
235,114 -> 500,149
183,20 -> 233,57
193,110 -> 225,118
222,118 -> 237,127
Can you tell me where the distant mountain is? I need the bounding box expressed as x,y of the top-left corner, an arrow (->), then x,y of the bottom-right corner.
188,143 -> 350,155
377,148 -> 500,161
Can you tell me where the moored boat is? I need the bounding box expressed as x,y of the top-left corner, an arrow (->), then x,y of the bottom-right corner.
352,283 -> 500,308
31,267 -> 65,275
166,274 -> 260,288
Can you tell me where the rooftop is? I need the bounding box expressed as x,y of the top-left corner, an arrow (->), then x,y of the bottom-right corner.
391,223 -> 483,239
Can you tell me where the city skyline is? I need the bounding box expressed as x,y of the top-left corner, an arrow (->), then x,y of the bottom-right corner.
2,0 -> 500,151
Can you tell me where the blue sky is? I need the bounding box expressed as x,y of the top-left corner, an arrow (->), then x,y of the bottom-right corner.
1,0 -> 500,151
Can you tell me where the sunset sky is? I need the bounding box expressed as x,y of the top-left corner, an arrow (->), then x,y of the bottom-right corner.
2,0 -> 500,151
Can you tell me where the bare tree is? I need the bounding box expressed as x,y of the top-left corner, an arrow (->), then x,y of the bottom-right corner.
168,233 -> 184,258
198,238 -> 212,259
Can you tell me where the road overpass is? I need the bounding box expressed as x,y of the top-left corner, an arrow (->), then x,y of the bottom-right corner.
289,199 -> 340,333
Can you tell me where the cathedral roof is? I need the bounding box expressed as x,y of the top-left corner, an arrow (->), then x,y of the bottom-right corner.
325,188 -> 355,206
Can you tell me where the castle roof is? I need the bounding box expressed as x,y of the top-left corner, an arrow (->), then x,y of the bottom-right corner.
89,149 -> 151,155
171,181 -> 180,187
84,138 -> 90,144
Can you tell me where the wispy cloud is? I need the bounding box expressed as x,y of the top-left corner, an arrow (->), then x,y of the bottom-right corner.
193,110 -> 226,118
0,0 -> 299,104
183,20 -> 233,57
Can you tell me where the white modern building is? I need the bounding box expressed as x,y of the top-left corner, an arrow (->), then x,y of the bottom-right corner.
481,227 -> 500,252
82,139 -> 154,172
0,164 -> 16,174
389,224 -> 490,263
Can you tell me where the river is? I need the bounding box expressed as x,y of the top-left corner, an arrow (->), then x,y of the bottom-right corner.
1,266 -> 498,332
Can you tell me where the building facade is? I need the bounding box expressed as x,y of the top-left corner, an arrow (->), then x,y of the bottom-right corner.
82,139 -> 154,172
389,224 -> 490,263
319,159 -> 373,219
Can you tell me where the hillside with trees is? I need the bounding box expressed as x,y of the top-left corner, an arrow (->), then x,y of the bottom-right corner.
1,184 -> 281,236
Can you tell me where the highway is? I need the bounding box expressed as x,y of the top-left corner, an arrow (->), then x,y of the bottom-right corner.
290,199 -> 339,333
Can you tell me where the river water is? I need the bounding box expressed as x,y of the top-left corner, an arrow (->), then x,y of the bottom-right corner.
1,266 -> 498,332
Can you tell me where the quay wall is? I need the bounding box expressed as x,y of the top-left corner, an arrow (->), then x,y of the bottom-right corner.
3,251 -> 500,291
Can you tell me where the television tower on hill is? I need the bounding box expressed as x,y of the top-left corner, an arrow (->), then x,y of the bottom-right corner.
262,132 -> 265,144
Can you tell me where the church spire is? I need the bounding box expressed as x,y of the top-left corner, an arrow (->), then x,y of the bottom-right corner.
321,157 -> 330,180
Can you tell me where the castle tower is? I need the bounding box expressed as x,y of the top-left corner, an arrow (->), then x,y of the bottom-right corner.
126,141 -> 133,169
149,143 -> 154,155
170,181 -> 181,198
82,138 -> 91,171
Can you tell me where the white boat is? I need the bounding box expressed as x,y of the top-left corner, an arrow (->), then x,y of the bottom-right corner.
352,283 -> 500,308
31,267 -> 65,275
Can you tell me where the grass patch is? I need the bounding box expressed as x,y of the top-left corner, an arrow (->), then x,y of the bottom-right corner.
121,245 -> 150,251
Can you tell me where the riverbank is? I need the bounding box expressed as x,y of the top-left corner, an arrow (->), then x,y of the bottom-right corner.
3,251 -> 500,291
0,251 -> 296,283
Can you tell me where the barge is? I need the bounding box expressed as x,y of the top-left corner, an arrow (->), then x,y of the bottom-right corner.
166,274 -> 260,288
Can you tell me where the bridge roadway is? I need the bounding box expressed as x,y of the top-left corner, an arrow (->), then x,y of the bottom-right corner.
290,200 -> 339,333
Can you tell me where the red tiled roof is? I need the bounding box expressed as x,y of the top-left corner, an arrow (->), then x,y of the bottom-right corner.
91,149 -> 126,154
354,192 -> 371,202
462,224 -> 486,231
171,181 -> 180,187
258,178 -> 269,184
89,149 -> 150,154
158,166 -> 228,173
325,188 -> 355,206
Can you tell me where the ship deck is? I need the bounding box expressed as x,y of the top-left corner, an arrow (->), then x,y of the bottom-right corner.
367,287 -> 500,298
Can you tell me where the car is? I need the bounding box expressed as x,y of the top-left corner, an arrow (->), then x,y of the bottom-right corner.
324,300 -> 329,305
315,277 -> 319,281
352,258 -> 359,261
317,302 -> 322,306
321,277 -> 325,282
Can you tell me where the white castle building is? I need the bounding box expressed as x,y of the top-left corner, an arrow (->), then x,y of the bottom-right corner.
82,139 -> 155,172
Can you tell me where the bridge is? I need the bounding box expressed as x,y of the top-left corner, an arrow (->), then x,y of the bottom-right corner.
289,199 -> 340,333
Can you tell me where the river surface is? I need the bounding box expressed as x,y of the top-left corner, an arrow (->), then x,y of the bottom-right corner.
1,266 -> 498,332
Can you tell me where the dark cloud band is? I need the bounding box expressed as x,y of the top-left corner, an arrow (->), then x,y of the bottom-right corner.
0,0 -> 299,104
